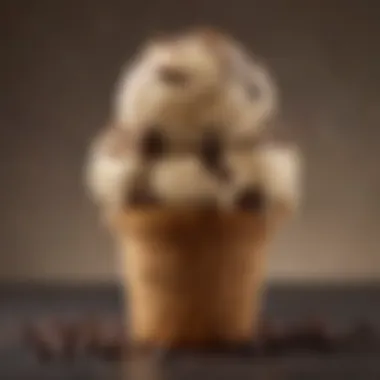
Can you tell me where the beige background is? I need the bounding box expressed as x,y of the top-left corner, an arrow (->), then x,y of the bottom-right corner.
1,0 -> 379,283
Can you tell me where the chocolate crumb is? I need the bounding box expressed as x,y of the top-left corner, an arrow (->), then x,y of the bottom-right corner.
235,187 -> 266,212
139,127 -> 167,161
288,318 -> 334,353
340,321 -> 380,352
24,316 -> 380,361
24,320 -> 65,362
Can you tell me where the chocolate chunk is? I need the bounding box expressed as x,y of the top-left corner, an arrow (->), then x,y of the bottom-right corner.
126,345 -> 179,362
127,186 -> 159,207
340,321 -> 380,352
24,324 -> 55,362
288,318 -> 334,353
201,130 -> 221,167
97,342 -> 124,361
158,66 -> 189,86
139,127 -> 166,161
23,320 -> 65,362
218,342 -> 260,357
127,341 -> 259,360
235,187 -> 266,212
59,322 -> 80,360
257,319 -> 288,355
93,327 -> 125,360
350,321 -> 376,340
200,129 -> 230,181
79,318 -> 127,360
75,317 -> 103,354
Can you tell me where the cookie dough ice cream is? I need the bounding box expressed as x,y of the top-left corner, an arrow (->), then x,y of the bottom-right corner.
85,28 -> 301,349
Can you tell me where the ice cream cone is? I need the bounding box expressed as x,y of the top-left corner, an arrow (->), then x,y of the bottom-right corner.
107,207 -> 284,350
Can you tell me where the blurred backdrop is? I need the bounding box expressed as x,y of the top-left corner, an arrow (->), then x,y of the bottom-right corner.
0,0 -> 379,284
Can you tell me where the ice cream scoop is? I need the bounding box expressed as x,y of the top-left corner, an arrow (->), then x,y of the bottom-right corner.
113,27 -> 277,146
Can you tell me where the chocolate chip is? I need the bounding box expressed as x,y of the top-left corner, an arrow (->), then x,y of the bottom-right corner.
288,318 -> 334,353
350,321 -> 375,339
139,127 -> 166,161
158,66 -> 189,86
218,342 -> 260,357
60,322 -> 81,360
200,129 -> 230,181
127,345 -> 179,362
127,186 -> 159,207
75,317 -> 102,354
94,327 -> 126,360
24,324 -> 55,362
235,187 -> 266,212
23,320 -> 65,362
341,321 -> 380,352
257,319 -> 288,355
201,130 -> 221,166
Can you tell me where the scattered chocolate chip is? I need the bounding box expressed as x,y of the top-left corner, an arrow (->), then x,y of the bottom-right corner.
95,334 -> 125,361
59,322 -> 81,360
126,345 -> 179,362
217,342 -> 260,357
350,321 -> 376,339
139,127 -> 167,161
92,320 -> 127,361
23,320 -> 65,362
24,316 -> 380,361
340,321 -> 380,352
257,319 -> 288,355
158,66 -> 189,86
235,187 -> 266,212
75,317 -> 102,354
128,341 -> 259,359
24,324 -> 54,362
288,318 -> 334,353
258,319 -> 280,341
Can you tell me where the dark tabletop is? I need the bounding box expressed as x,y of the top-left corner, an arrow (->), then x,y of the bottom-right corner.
1,284 -> 380,379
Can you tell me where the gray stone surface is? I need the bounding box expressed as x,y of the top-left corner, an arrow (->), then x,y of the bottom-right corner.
1,285 -> 379,379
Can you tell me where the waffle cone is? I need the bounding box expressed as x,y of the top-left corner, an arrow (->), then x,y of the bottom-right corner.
108,208 -> 279,349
